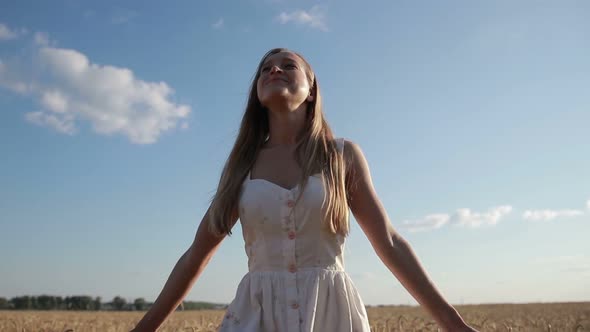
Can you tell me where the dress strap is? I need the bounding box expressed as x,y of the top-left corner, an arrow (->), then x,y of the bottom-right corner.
335,137 -> 345,153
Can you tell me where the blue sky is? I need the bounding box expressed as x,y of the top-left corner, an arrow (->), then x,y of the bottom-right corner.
1,0 -> 589,306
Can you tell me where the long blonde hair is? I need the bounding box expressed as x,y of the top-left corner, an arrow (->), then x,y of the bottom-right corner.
208,48 -> 349,236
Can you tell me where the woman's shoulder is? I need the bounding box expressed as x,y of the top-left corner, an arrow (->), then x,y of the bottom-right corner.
333,137 -> 360,155
335,137 -> 367,170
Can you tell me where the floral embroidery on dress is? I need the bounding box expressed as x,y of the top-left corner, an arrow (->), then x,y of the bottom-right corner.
223,310 -> 240,325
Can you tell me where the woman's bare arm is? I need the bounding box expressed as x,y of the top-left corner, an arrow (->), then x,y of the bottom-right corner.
132,206 -> 236,332
343,140 -> 476,332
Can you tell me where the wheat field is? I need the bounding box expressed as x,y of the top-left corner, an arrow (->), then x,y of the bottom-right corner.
1,302 -> 588,332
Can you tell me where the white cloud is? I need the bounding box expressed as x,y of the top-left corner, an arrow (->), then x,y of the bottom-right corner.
399,198 -> 590,233
400,205 -> 512,232
400,213 -> 450,233
0,59 -> 31,94
34,31 -> 51,46
212,18 -> 224,30
275,6 -> 328,31
450,205 -> 513,228
111,9 -> 138,25
40,89 -> 69,113
25,111 -> 76,135
522,209 -> 584,222
0,23 -> 18,40
0,34 -> 191,144
0,23 -> 26,41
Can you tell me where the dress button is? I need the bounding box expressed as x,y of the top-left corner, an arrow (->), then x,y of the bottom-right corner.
291,302 -> 299,309
288,264 -> 297,273
288,231 -> 296,240
286,200 -> 295,208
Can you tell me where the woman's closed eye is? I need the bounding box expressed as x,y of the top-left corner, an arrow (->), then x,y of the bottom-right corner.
261,63 -> 297,73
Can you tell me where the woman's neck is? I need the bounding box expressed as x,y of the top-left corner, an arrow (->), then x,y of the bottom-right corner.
265,105 -> 307,147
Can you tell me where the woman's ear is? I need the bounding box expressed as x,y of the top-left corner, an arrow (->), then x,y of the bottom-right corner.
306,87 -> 315,102
306,79 -> 316,102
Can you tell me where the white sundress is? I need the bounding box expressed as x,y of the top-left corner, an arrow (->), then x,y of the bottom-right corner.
218,138 -> 371,332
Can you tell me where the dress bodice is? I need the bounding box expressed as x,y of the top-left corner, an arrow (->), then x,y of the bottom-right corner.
238,172 -> 346,273
219,138 -> 370,332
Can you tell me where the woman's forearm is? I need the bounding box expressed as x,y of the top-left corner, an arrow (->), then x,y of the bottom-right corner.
132,248 -> 211,331
376,235 -> 467,330
132,208 -> 228,332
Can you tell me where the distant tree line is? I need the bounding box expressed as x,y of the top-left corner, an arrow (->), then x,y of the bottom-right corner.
0,295 -> 226,311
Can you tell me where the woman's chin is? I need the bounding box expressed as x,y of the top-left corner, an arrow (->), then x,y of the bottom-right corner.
260,92 -> 290,105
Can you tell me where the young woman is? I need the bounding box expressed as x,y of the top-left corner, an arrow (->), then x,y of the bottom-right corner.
131,48 -> 477,332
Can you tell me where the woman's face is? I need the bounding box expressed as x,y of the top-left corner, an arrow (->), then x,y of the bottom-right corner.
256,51 -> 313,110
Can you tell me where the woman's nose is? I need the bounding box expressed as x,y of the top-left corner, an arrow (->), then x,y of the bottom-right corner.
269,65 -> 282,74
